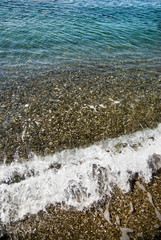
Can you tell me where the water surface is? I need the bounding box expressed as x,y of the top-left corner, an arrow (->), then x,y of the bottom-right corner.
0,0 -> 161,229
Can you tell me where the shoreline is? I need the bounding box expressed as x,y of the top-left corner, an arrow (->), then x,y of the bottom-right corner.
3,172 -> 161,240
0,64 -> 161,239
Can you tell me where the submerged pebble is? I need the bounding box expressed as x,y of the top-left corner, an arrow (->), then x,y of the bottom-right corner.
1,66 -> 161,163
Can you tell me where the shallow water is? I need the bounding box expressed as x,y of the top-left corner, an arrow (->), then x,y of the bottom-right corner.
0,0 -> 161,228
0,124 -> 161,223
0,0 -> 161,67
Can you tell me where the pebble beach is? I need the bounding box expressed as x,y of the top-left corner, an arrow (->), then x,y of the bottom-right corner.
0,0 -> 161,239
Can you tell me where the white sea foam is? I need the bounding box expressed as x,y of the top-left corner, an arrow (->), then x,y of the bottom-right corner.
0,124 -> 161,223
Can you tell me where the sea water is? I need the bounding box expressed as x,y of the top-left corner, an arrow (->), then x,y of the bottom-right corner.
0,0 -> 161,68
1,124 -> 161,223
0,0 -> 161,225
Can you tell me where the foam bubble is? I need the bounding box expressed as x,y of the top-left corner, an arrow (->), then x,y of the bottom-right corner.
0,124 -> 161,223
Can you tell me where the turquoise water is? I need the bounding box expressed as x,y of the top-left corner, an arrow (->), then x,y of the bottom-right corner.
0,0 -> 161,161
1,1 -> 161,234
0,0 -> 161,68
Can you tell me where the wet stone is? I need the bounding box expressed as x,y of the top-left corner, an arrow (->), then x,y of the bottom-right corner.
0,66 -> 161,162
3,173 -> 161,240
0,64 -> 161,238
